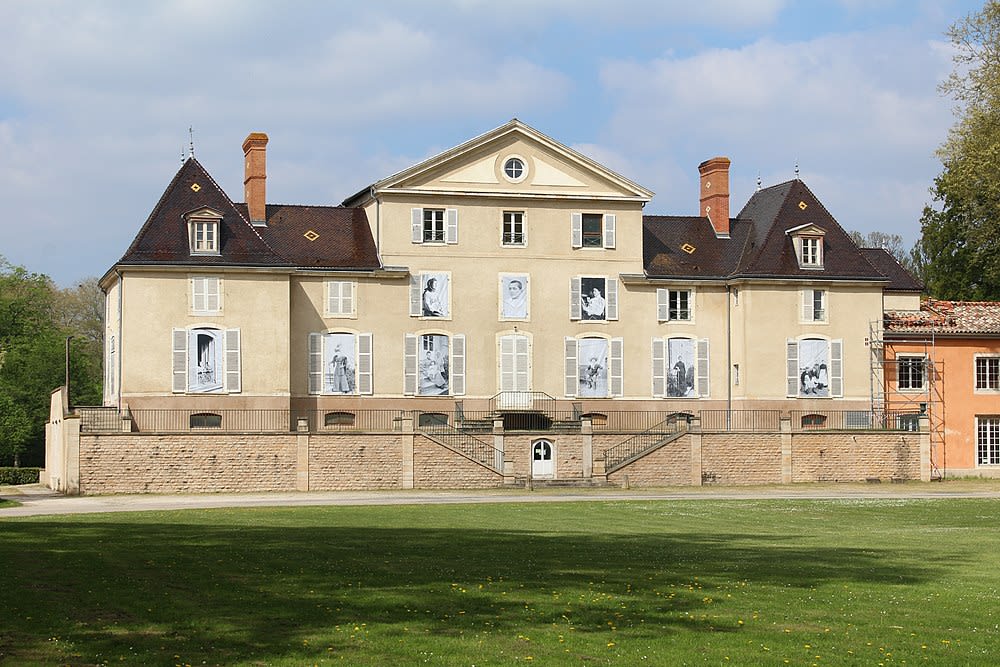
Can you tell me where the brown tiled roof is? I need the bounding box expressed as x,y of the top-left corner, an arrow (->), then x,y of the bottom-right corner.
117,158 -> 380,271
642,215 -> 750,278
885,299 -> 1000,335
859,248 -> 923,291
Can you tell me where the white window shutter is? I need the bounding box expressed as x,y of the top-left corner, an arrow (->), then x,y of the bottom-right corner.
606,279 -> 619,320
172,328 -> 187,393
499,335 -> 515,392
224,328 -> 241,393
446,208 -> 459,244
657,288 -> 669,322
571,213 -> 582,248
564,337 -> 578,397
357,333 -> 373,394
786,339 -> 799,397
452,334 -> 466,395
830,339 -> 843,397
308,333 -> 323,394
570,277 -> 582,320
697,338 -> 710,398
409,275 -> 421,316
343,281 -> 354,316
192,278 -> 205,312
515,334 -> 530,392
411,208 -> 423,243
802,289 -> 813,321
652,337 -> 666,397
206,277 -> 220,313
603,214 -> 616,249
327,281 -> 339,315
403,334 -> 417,395
610,337 -> 624,397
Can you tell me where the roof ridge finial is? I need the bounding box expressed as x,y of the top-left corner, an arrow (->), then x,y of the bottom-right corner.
180,145 -> 185,165
188,126 -> 195,158
794,161 -> 800,180
756,172 -> 762,191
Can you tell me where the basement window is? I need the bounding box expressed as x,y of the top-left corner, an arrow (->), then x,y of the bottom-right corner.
324,411 -> 356,427
190,413 -> 222,429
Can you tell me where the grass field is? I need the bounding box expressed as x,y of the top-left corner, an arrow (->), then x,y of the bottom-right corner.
2,497 -> 998,665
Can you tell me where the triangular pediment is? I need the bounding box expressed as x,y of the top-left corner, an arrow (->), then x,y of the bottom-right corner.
786,223 -> 826,237
367,119 -> 652,203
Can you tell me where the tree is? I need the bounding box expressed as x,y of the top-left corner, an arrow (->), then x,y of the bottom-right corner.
848,231 -> 915,268
916,1 -> 1000,299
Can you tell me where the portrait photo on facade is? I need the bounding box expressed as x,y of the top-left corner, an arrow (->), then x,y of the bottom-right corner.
323,333 -> 356,394
500,274 -> 529,319
419,334 -> 449,395
188,329 -> 223,393
421,273 -> 450,317
667,338 -> 696,397
580,277 -> 607,320
798,338 -> 830,396
578,337 -> 608,397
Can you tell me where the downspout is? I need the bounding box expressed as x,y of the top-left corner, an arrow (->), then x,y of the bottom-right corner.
726,284 -> 732,428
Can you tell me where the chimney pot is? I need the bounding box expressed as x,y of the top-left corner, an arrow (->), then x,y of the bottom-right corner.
698,156 -> 731,237
243,132 -> 268,224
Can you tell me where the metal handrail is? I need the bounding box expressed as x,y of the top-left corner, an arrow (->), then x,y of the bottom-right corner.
603,418 -> 685,471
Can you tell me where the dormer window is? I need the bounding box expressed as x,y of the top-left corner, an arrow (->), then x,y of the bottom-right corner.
787,223 -> 826,270
185,207 -> 223,256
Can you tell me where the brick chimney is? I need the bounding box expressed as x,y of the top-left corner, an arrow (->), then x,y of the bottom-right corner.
698,156 -> 731,238
242,132 -> 268,224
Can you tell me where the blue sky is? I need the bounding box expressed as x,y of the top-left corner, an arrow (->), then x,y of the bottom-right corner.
0,0 -> 984,286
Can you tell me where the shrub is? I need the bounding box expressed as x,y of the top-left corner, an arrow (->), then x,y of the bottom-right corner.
0,467 -> 40,485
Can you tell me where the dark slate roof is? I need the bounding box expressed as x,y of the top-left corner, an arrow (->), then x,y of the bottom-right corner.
643,179 -> 888,282
859,248 -> 923,292
885,299 -> 1000,335
117,158 -> 380,271
236,204 -> 380,270
643,215 -> 751,278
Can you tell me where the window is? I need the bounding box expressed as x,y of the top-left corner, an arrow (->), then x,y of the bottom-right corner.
570,277 -> 618,321
977,416 -> 1000,465
801,289 -> 826,322
786,337 -> 842,397
191,276 -> 221,314
411,208 -> 458,244
657,288 -> 694,322
499,334 -> 531,393
324,411 -> 356,427
976,357 -> 1000,390
651,337 -> 709,398
897,355 -> 926,391
308,332 -> 373,395
801,237 -> 821,266
190,413 -> 222,429
564,336 -> 623,398
896,414 -> 921,432
185,208 -> 223,255
419,412 -> 450,428
503,211 -> 525,245
787,224 -> 826,269
326,280 -> 356,317
503,156 -> 526,183
106,336 -> 115,398
172,327 -> 241,394
410,272 -> 451,318
404,333 -> 466,396
571,213 -> 616,249
801,413 -> 827,429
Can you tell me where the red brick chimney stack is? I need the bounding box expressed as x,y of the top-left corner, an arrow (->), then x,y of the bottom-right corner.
242,132 -> 268,224
698,156 -> 731,238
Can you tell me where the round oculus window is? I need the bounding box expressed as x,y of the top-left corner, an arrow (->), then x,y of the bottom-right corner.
503,156 -> 526,182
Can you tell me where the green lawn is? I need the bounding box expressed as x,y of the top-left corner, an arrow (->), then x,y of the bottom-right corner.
2,498 -> 998,665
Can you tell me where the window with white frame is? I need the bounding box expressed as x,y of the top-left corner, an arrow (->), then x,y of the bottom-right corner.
404,333 -> 465,396
186,213 -> 222,255
172,327 -> 241,394
786,337 -> 842,397
896,355 -> 926,391
801,288 -> 826,322
325,280 -> 356,317
410,272 -> 451,318
411,207 -> 458,244
657,288 -> 692,321
503,211 -> 525,246
498,333 -> 531,393
977,416 -> 1000,465
191,276 -> 221,314
570,276 -> 618,321
571,213 -> 616,249
502,156 -> 527,183
788,225 -> 826,269
308,331 -> 372,395
976,356 -> 1000,391
652,337 -> 709,398
801,237 -> 821,266
564,336 -> 623,398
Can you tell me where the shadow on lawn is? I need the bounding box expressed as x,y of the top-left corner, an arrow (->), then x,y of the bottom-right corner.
0,517 -> 943,663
